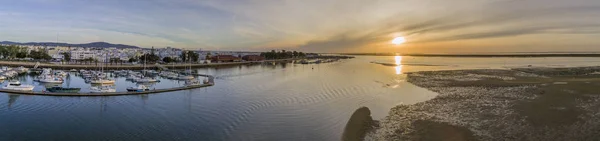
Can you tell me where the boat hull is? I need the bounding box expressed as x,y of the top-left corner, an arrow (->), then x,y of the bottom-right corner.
3,86 -> 34,91
46,88 -> 81,93
91,80 -> 115,84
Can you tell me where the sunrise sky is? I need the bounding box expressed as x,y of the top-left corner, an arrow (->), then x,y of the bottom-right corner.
1,0 -> 600,53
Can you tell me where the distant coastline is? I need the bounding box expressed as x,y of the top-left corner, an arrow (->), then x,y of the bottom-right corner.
341,53 -> 600,57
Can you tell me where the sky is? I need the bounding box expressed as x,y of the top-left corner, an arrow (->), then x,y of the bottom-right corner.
1,0 -> 600,53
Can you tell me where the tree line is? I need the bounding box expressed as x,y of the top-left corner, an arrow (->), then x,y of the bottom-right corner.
137,49 -> 201,64
260,50 -> 306,60
0,45 -> 52,60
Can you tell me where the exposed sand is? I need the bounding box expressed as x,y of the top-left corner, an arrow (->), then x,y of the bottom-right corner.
362,67 -> 600,141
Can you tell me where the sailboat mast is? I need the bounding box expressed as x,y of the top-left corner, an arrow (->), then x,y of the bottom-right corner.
144,52 -> 147,76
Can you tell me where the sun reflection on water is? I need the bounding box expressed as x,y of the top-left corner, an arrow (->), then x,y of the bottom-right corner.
395,56 -> 403,74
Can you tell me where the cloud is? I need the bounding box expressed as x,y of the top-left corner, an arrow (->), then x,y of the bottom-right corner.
2,0 -> 600,53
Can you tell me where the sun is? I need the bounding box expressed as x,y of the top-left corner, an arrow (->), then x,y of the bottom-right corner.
392,37 -> 406,45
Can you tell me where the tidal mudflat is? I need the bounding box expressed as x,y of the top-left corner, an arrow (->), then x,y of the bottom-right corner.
360,67 -> 600,140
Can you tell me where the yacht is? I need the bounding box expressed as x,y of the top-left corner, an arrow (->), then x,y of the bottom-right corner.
135,77 -> 159,83
167,74 -> 179,79
177,75 -> 194,80
90,78 -> 115,84
185,79 -> 201,86
90,85 -> 116,93
126,85 -> 150,92
2,81 -> 34,91
126,74 -> 141,81
39,76 -> 64,83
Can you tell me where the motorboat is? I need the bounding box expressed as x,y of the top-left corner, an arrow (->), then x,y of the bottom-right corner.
2,81 -> 34,91
126,74 -> 141,80
90,85 -> 116,93
126,85 -> 150,92
90,78 -> 115,84
46,86 -> 81,93
185,79 -> 201,86
177,75 -> 194,80
0,75 -> 7,80
70,69 -> 78,72
135,77 -> 159,83
167,74 -> 179,79
38,76 -> 64,83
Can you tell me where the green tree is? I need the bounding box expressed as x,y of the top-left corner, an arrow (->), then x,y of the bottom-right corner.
180,51 -> 188,62
187,51 -> 199,62
30,49 -> 52,60
128,57 -> 138,63
205,52 -> 212,60
162,57 -> 174,63
139,53 -> 160,63
109,58 -> 120,65
299,52 -> 306,57
61,52 -> 71,62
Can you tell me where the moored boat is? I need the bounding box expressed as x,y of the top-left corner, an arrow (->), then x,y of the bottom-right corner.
126,85 -> 150,92
39,77 -> 64,83
135,77 -> 160,83
91,78 -> 115,84
177,75 -> 194,80
90,85 -> 116,93
2,81 -> 34,91
185,79 -> 201,86
46,86 -> 81,93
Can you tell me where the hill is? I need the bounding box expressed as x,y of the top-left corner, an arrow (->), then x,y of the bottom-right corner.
0,41 -> 140,49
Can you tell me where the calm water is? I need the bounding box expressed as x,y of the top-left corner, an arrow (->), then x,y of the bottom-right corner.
2,56 -> 600,140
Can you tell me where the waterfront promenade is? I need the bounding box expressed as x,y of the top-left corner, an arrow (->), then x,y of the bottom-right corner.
0,59 -> 295,70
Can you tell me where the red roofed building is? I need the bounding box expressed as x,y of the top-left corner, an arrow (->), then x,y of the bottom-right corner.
242,55 -> 264,61
211,55 -> 241,63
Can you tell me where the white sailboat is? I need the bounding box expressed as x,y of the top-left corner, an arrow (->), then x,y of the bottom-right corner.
136,54 -> 159,83
179,53 -> 195,80
91,53 -> 115,84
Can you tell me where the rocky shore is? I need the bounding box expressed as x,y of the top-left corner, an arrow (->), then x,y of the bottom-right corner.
360,67 -> 600,141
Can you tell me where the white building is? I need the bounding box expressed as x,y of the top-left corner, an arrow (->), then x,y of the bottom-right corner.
71,50 -> 96,60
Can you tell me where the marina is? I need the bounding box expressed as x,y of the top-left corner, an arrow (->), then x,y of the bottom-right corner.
0,82 -> 212,96
0,65 -> 215,96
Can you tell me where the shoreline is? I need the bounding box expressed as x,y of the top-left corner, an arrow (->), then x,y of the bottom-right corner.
343,53 -> 600,57
356,66 -> 600,140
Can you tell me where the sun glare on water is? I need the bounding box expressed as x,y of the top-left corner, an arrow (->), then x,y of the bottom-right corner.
392,37 -> 406,45
395,56 -> 403,74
